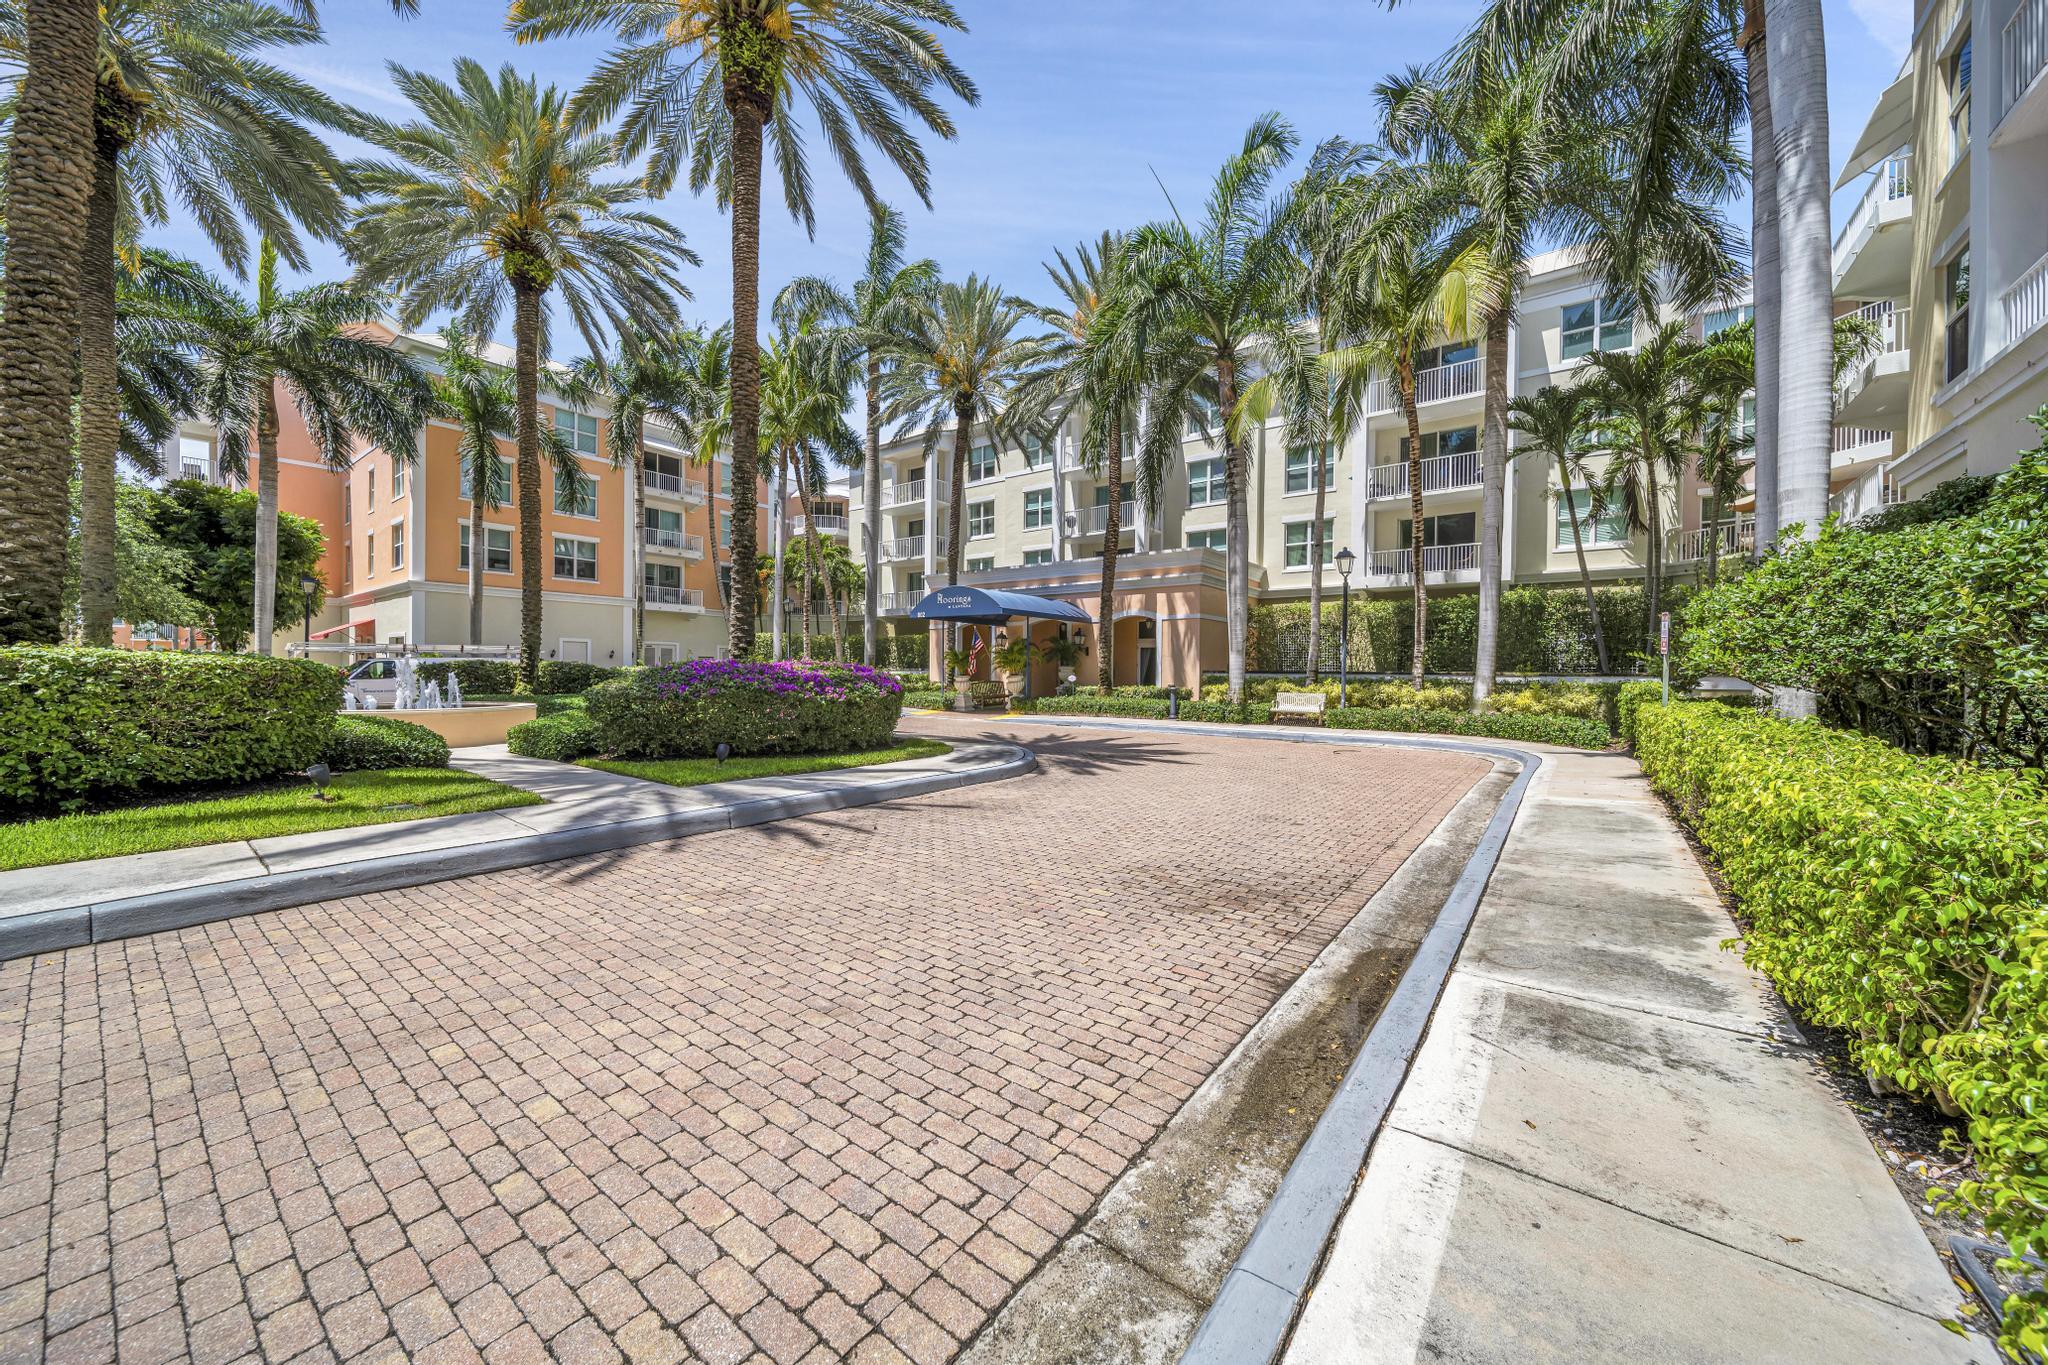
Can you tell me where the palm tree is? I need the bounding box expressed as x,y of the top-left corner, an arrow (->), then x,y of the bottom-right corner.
775,206 -> 938,666
345,59 -> 695,691
757,327 -> 859,660
879,276 -> 1037,684
1508,384 -> 1612,672
176,240 -> 433,653
509,0 -> 979,664
1115,114 -> 1309,705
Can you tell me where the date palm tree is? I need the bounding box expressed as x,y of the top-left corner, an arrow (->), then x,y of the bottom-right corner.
1114,114 -> 1309,705
507,0 -> 979,663
1508,384 -> 1612,671
345,59 -> 695,690
757,326 -> 858,659
775,205 -> 938,666
177,240 -> 434,653
879,275 -> 1036,684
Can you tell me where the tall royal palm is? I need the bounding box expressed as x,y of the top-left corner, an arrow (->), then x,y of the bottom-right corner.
776,206 -> 939,666
345,59 -> 694,690
180,241 -> 434,653
509,0 -> 978,662
1117,114 -> 1309,705
880,276 -> 1036,683
756,327 -> 859,659
1508,384 -> 1612,672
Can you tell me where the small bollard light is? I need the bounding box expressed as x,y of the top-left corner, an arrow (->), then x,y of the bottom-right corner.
1168,687 -> 1179,720
304,762 -> 333,801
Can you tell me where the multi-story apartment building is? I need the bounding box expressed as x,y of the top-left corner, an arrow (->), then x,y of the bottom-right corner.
853,248 -> 1754,688
1829,0 -> 2048,516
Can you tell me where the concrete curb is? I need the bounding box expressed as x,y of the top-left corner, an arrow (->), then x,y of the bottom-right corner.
998,715 -> 1543,1362
0,741 -> 1035,963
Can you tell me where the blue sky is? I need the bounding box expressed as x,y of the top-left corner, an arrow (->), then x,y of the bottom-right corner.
154,0 -> 1915,355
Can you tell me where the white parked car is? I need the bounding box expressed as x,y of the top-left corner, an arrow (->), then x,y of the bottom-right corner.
342,657 -> 403,707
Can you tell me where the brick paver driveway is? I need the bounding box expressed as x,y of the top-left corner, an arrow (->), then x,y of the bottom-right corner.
0,717 -> 1487,1365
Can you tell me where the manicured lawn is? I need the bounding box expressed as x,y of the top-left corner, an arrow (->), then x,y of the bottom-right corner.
0,769 -> 541,871
469,693 -> 587,719
583,738 -> 950,788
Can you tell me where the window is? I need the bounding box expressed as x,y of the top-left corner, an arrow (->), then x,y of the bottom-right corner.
967,501 -> 995,539
342,483 -> 351,525
1561,297 -> 1634,358
390,522 -> 406,570
1703,304 -> 1754,337
1022,435 -> 1052,469
1023,488 -> 1054,529
1417,339 -> 1477,369
1187,458 -> 1227,506
1397,511 -> 1477,548
1399,426 -> 1479,461
1284,444 -> 1336,494
1184,394 -> 1220,438
1555,489 -> 1629,548
905,571 -> 925,595
555,409 -> 599,455
719,513 -> 732,547
645,562 -> 683,592
718,460 -> 733,496
177,435 -> 211,482
967,444 -> 998,482
459,456 -> 512,505
1022,548 -> 1053,566
1949,35 -> 1972,167
1187,528 -> 1227,551
391,459 -> 406,500
967,556 -> 994,573
555,466 -> 598,517
553,535 -> 599,581
1284,519 -> 1335,569
366,466 -> 376,510
458,524 -> 513,573
1946,246 -> 1972,383
364,531 -> 375,576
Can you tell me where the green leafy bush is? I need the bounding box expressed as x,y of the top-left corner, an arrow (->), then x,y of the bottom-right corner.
1200,677 -> 1616,728
1632,700 -> 2048,1352
1326,707 -> 1611,748
1010,695 -> 1272,725
0,647 -> 341,812
321,716 -> 450,771
585,659 -> 902,760
1616,680 -> 1665,744
536,660 -> 618,694
506,712 -> 601,762
901,689 -> 948,711
1851,472 -> 1994,533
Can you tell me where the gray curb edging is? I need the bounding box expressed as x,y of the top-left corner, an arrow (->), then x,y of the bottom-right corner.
1,741 -> 1035,963
999,714 -> 1542,1363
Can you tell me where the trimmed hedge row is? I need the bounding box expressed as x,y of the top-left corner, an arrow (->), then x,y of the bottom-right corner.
0,647 -> 340,811
415,659 -> 619,695
1010,695 -> 1274,725
506,713 -> 602,762
1327,707 -> 1612,749
1616,680 -> 1665,744
585,660 -> 903,759
321,716 -> 450,771
1632,700 -> 2048,1352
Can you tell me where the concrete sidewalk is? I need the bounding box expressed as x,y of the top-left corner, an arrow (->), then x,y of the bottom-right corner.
1281,744 -> 1984,1363
0,736 -> 1030,960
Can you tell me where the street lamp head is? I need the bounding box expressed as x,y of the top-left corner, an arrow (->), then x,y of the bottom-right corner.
299,574 -> 318,595
1335,547 -> 1356,579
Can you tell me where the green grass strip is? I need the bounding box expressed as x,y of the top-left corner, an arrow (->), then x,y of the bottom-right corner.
582,738 -> 950,788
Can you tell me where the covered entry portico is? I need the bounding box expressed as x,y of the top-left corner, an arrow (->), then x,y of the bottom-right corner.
908,585 -> 1094,697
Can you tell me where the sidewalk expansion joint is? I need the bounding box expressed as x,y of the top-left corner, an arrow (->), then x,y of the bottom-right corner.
1453,967 -> 1804,1046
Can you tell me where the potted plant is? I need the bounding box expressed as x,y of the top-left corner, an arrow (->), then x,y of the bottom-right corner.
1039,632 -> 1090,692
943,646 -> 977,711
992,635 -> 1033,698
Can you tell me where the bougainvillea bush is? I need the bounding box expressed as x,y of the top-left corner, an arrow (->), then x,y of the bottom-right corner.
583,660 -> 904,760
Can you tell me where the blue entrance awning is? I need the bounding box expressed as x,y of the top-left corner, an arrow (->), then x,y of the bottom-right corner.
906,585 -> 1092,625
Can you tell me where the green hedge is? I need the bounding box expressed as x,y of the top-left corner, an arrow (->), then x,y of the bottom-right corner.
1202,677 -> 1618,726
506,712 -> 601,762
415,659 -> 620,695
1616,680 -> 1665,744
901,689 -> 947,711
0,647 -> 340,812
1633,700 -> 2048,1353
321,716 -> 450,771
585,659 -> 902,760
1010,695 -> 1274,725
1326,707 -> 1611,748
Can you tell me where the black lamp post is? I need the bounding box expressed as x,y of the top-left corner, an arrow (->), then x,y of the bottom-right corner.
298,574 -> 318,645
1335,547 -> 1355,697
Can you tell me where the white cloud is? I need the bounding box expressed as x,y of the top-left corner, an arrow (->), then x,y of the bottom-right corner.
1847,0 -> 1912,58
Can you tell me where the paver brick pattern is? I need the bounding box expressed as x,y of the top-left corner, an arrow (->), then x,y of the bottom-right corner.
0,719 -> 1485,1364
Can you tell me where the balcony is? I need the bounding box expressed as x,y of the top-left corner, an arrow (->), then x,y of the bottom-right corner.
1068,501 -> 1136,536
1366,356 -> 1482,415
1836,302 -> 1913,427
1832,154 -> 1913,297
643,527 -> 705,559
644,584 -> 704,611
1366,449 -> 1483,500
1996,0 -> 2048,144
881,534 -> 946,561
2001,249 -> 2048,352
1364,543 -> 1479,586
790,514 -> 848,538
1832,425 -> 1893,481
643,469 -> 707,503
879,591 -> 925,614
886,479 -> 947,509
1668,518 -> 1755,564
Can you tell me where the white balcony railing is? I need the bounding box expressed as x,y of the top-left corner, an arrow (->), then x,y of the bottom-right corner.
1833,154 -> 1913,283
2006,0 -> 2047,123
1366,356 -> 1482,414
643,527 -> 705,558
886,479 -> 947,508
1833,426 -> 1892,453
1364,543 -> 1479,583
881,534 -> 946,560
1851,300 -> 1911,354
644,584 -> 704,610
643,469 -> 707,502
1366,449 -> 1484,500
2002,248 -> 2048,349
1070,501 -> 1136,535
790,514 -> 848,537
1668,518 -> 1755,564
879,591 -> 925,614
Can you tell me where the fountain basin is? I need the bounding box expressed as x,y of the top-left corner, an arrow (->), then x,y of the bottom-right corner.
344,702 -> 537,748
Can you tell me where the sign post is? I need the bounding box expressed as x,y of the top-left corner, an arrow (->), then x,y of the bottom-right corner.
1659,611 -> 1671,704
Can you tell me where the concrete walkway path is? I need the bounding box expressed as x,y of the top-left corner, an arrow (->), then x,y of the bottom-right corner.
1280,743 -> 1984,1363
0,737 -> 1030,960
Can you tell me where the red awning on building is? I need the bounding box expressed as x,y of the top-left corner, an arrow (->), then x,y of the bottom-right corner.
308,619 -> 376,641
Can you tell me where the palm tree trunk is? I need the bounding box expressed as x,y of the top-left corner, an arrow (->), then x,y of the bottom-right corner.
0,0 -> 99,644
724,83 -> 769,660
513,280 -> 545,691
863,351 -> 882,665
1766,0 -> 1831,548
1097,410 -> 1123,694
770,447 -> 788,659
1561,456 -> 1610,673
1218,353 -> 1248,706
1403,364 -> 1427,691
252,379 -> 283,655
830,573 -> 846,663
626,415 -> 646,664
76,138 -> 122,647
1473,310 -> 1510,710
943,402 -> 971,685
796,474 -> 828,662
1705,482 -> 1725,589
1745,1 -> 1780,557
1307,444 -> 1326,686
468,478 -> 485,647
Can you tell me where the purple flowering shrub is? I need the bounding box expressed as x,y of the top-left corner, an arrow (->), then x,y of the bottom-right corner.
584,659 -> 904,759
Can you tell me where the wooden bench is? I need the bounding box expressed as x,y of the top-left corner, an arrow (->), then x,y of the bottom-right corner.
1272,691 -> 1328,726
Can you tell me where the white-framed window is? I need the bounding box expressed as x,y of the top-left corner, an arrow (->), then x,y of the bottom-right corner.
366,466 -> 376,510
966,556 -> 994,573
718,460 -> 734,496
1187,527 -> 1227,551
391,459 -> 406,500
1397,510 -> 1477,549
1023,488 -> 1054,529
967,500 -> 995,539
1284,518 -> 1335,569
557,638 -> 592,663
644,561 -> 683,593
967,444 -> 998,482
643,641 -> 679,665
905,570 -> 925,595
1400,426 -> 1479,461
342,482 -> 351,525
555,466 -> 598,518
1184,394 -> 1220,438
390,521 -> 406,570
1417,339 -> 1478,369
458,524 -> 513,573
1561,297 -> 1635,358
459,455 -> 513,505
1284,444 -> 1336,495
553,534 -> 599,581
1703,304 -> 1754,337
1187,458 -> 1227,506
555,409 -> 599,455
364,531 -> 375,577
1948,34 -> 1972,167
1022,548 -> 1053,566
1022,435 -> 1052,469
720,512 -> 732,546
1555,489 -> 1630,548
